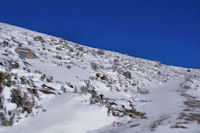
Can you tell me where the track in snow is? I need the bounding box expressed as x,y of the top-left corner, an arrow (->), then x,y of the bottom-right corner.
0,94 -> 114,133
132,78 -> 200,133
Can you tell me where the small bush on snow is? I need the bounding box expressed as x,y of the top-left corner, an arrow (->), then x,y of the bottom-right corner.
97,49 -> 105,55
123,71 -> 132,79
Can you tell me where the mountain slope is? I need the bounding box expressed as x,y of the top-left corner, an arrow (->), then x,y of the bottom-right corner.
0,22 -> 200,132
0,94 -> 114,133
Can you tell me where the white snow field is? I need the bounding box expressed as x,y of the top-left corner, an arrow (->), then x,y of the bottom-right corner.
1,79 -> 199,133
132,78 -> 200,133
88,79 -> 200,133
0,22 -> 200,132
0,94 -> 114,133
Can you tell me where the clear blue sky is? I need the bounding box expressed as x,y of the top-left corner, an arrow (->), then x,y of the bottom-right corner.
1,0 -> 200,68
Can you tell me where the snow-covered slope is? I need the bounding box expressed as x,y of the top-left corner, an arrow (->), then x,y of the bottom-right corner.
0,22 -> 199,132
0,94 -> 114,133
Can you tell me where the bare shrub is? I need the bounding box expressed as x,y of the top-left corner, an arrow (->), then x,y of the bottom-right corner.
46,76 -> 53,82
123,71 -> 132,79
33,36 -> 45,43
97,49 -> 105,55
77,47 -> 84,51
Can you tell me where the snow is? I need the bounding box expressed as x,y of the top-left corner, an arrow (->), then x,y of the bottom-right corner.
0,94 -> 115,133
88,79 -> 200,133
0,22 -> 200,133
139,79 -> 185,118
27,59 -> 91,87
93,81 -> 129,100
4,103 -> 17,111
153,122 -> 200,133
135,79 -> 187,132
182,77 -> 200,101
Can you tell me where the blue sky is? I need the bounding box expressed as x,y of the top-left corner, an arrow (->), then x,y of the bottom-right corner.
1,0 -> 200,68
